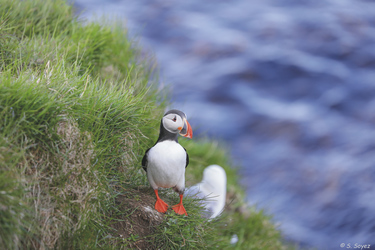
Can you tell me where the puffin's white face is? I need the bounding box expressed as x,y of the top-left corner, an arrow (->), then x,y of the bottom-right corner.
162,111 -> 193,138
162,113 -> 184,134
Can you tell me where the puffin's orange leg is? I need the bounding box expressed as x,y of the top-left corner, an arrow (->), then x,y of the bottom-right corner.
172,194 -> 188,216
154,190 -> 168,213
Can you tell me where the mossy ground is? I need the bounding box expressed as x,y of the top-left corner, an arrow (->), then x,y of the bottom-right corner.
0,0 -> 293,249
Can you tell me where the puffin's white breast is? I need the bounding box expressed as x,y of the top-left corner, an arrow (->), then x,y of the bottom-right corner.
147,140 -> 186,188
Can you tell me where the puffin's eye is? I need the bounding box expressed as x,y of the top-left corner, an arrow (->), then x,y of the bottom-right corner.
172,116 -> 177,122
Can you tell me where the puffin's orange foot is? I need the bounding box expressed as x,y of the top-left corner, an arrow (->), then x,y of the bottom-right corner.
155,198 -> 168,213
172,203 -> 188,216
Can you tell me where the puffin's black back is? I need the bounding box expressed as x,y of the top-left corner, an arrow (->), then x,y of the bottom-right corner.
142,148 -> 150,172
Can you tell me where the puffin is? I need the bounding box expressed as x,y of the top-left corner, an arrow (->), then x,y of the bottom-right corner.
185,165 -> 227,219
142,109 -> 193,215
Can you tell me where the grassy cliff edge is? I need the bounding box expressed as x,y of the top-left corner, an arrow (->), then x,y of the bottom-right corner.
0,1 -> 290,249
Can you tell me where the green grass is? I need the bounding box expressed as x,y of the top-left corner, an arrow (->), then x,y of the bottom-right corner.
0,0 -> 292,249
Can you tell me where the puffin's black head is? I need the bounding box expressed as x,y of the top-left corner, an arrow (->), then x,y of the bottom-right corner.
157,109 -> 193,142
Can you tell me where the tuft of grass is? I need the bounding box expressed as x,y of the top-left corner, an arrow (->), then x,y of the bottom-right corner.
0,136 -> 32,249
0,0 -> 292,249
152,211 -> 226,249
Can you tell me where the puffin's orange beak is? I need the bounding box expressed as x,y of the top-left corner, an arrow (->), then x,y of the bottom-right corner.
179,119 -> 193,139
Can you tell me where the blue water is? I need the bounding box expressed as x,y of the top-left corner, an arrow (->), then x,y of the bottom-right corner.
73,0 -> 375,249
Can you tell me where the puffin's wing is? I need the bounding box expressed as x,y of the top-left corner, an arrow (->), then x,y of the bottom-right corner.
142,148 -> 151,172
184,147 -> 189,168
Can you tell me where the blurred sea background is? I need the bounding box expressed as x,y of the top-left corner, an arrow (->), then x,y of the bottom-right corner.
72,0 -> 375,249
